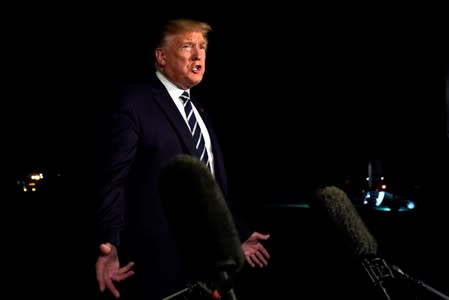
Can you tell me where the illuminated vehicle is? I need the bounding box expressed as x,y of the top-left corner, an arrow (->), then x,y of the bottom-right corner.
17,172 -> 44,193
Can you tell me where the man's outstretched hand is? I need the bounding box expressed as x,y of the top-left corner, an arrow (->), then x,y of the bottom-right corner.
95,242 -> 135,298
241,232 -> 271,268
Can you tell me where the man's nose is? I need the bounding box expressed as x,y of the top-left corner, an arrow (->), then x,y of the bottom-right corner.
191,46 -> 202,59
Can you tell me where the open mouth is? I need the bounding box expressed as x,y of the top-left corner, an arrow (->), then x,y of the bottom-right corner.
192,64 -> 201,73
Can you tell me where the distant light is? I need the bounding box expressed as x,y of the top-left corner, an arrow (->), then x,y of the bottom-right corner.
376,191 -> 385,206
406,201 -> 416,210
363,191 -> 386,206
381,184 -> 387,189
30,174 -> 42,180
23,187 -> 27,192
375,207 -> 392,212
31,187 -> 36,192
362,191 -> 416,213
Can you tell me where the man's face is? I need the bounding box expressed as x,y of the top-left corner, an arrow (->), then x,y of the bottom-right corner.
156,31 -> 207,90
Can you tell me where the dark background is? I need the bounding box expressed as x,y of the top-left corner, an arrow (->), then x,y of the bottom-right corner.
4,6 -> 449,299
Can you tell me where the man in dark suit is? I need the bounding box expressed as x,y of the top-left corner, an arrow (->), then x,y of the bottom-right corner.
94,18 -> 270,299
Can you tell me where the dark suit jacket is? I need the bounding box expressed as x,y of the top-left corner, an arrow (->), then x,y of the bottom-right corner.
95,73 -> 248,299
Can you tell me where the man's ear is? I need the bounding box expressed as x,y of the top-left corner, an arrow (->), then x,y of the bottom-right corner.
155,48 -> 166,66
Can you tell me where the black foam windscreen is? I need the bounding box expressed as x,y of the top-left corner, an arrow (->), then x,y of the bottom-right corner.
158,154 -> 244,280
311,186 -> 378,257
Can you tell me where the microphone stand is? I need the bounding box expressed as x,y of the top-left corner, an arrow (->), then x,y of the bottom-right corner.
217,270 -> 238,300
162,257 -> 240,300
392,265 -> 449,300
161,281 -> 220,300
362,257 -> 394,300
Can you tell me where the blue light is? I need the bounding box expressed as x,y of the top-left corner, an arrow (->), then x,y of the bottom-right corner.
406,200 -> 416,210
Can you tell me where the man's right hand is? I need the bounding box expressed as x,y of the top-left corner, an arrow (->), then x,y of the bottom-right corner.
95,242 -> 135,298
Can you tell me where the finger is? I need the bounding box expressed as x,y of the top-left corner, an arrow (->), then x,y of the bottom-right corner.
251,254 -> 264,268
95,261 -> 106,291
100,243 -> 112,255
110,261 -> 135,282
245,255 -> 255,267
253,232 -> 270,240
105,278 -> 120,298
112,269 -> 135,282
120,261 -> 135,273
254,251 -> 268,267
259,233 -> 270,240
259,245 -> 271,259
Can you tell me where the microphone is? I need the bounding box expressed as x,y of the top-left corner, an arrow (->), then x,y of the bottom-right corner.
312,186 -> 378,257
158,154 -> 244,299
311,186 -> 449,300
311,186 -> 393,300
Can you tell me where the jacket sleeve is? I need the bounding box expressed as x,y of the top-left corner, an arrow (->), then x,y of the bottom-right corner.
95,100 -> 139,248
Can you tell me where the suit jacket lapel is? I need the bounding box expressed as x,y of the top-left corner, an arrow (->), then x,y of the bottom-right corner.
192,98 -> 227,193
151,82 -> 198,156
150,75 -> 227,192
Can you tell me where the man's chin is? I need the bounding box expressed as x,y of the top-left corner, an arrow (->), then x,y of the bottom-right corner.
188,76 -> 204,86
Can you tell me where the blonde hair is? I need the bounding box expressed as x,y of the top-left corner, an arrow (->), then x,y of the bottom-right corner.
156,18 -> 212,48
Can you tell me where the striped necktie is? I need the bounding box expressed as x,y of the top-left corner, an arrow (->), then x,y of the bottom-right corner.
180,91 -> 211,171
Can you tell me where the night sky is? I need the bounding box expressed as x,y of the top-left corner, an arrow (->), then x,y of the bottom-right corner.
6,10 -> 448,189
4,10 -> 448,232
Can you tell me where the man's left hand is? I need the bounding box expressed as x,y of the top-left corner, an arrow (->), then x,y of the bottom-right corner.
241,232 -> 270,267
